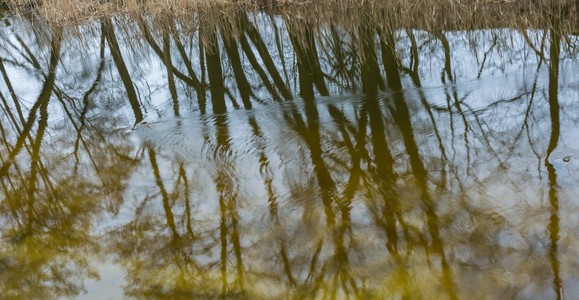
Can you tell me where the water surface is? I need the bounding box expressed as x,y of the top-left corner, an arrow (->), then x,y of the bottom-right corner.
1,5 -> 579,299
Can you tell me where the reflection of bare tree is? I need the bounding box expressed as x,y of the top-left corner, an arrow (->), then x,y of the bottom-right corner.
546,14 -> 562,300
286,16 -> 329,97
103,18 -> 144,124
222,16 -> 254,109
0,27 -> 61,177
241,12 -> 293,100
0,24 -> 130,299
0,14 -> 153,298
117,7 -> 579,298
2,4 -> 579,299
359,15 -> 412,298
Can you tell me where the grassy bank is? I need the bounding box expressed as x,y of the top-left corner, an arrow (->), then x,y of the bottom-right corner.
1,0 -> 578,27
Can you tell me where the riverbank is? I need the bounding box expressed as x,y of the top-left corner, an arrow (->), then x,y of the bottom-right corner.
2,0 -> 578,26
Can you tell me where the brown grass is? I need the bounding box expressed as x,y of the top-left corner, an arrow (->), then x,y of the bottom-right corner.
2,0 -> 578,28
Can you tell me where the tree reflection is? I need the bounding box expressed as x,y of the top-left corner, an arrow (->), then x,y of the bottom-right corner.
546,9 -> 562,300
0,23 -> 136,298
1,3 -> 579,299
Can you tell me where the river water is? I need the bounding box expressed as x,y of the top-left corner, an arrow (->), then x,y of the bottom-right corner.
1,5 -> 579,299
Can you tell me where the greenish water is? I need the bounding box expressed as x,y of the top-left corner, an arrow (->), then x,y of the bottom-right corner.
1,6 -> 579,299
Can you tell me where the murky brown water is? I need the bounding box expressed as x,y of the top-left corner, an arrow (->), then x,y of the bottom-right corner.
1,4 -> 579,299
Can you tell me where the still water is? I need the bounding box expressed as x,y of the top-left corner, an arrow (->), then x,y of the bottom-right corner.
1,4 -> 579,299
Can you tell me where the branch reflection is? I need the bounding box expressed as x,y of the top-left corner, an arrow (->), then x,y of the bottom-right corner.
1,3 -> 579,298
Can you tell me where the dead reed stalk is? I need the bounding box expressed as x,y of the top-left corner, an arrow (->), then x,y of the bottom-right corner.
2,0 -> 577,30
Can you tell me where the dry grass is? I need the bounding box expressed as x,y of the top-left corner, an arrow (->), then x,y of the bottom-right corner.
2,0 -> 578,28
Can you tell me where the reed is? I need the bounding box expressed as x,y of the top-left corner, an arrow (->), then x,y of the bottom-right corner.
2,0 -> 578,29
